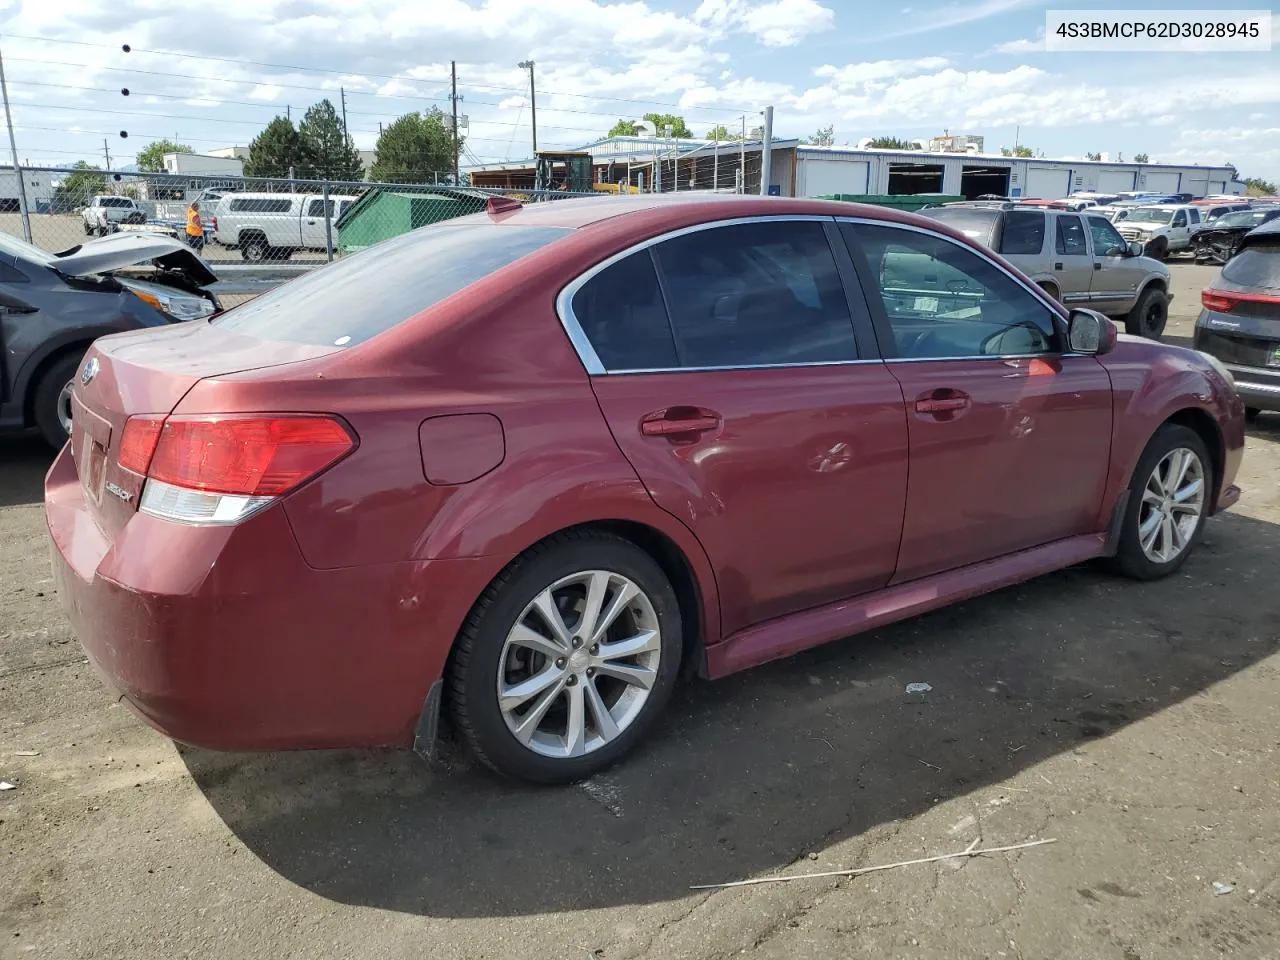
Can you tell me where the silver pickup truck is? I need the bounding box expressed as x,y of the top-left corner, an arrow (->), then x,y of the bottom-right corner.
921,202 -> 1173,338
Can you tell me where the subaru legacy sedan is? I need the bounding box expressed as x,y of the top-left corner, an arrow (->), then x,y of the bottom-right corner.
46,195 -> 1244,783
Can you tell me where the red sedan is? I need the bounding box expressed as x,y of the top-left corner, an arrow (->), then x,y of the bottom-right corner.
46,195 -> 1245,783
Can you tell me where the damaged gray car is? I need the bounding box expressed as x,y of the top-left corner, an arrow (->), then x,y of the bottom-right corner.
0,231 -> 219,448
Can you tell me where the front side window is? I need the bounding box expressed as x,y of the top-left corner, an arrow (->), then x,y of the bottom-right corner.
1055,215 -> 1088,255
844,222 -> 1057,359
997,210 -> 1046,255
652,220 -> 858,367
1172,210 -> 1187,227
1087,216 -> 1128,256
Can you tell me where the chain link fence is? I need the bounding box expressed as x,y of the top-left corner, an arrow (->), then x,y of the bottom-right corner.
0,161 -> 768,304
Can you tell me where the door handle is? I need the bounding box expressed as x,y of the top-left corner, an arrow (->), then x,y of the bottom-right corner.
1053,262 -> 1063,270
1093,262 -> 1102,270
306,219 -> 317,224
640,408 -> 721,439
915,397 -> 969,414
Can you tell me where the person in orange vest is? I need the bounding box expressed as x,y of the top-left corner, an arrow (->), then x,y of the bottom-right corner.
185,200 -> 205,250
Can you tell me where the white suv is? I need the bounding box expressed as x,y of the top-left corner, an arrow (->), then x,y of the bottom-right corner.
1113,204 -> 1206,260
211,192 -> 358,261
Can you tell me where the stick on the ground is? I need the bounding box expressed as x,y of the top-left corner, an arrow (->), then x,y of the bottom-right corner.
689,838 -> 1057,890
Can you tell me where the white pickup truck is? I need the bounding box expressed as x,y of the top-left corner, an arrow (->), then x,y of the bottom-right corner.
1112,204 -> 1207,261
82,195 -> 146,236
211,192 -> 358,262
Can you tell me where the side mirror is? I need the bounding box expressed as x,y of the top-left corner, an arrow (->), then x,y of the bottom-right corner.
1127,241 -> 1144,258
1067,308 -> 1117,355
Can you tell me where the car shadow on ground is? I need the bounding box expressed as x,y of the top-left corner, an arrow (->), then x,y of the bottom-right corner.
0,434 -> 53,508
181,507 -> 1280,919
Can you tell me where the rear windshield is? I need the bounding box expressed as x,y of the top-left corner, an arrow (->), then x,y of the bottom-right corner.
919,208 -> 998,243
1215,210 -> 1273,229
1222,243 -> 1280,291
212,224 -> 571,346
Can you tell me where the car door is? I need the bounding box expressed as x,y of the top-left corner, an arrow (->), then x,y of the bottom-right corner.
1051,213 -> 1093,305
569,217 -> 909,636
300,198 -> 329,249
838,219 -> 1113,583
1168,208 -> 1190,249
1086,215 -> 1148,314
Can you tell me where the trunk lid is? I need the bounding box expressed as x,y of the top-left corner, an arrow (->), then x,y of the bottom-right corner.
71,320 -> 338,537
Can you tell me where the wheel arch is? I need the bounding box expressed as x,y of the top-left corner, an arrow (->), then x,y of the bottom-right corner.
18,338 -> 96,427
1163,406 -> 1226,509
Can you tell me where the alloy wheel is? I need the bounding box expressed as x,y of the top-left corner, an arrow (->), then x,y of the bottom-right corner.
56,380 -> 74,439
1138,447 -> 1205,564
497,570 -> 661,759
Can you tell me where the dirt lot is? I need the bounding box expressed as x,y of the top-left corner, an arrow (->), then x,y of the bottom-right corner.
2,263 -> 1278,960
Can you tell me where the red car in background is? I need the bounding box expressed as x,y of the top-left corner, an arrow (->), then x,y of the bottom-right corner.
46,195 -> 1245,783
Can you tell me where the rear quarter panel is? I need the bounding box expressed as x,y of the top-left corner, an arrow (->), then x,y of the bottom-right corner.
1098,338 -> 1245,524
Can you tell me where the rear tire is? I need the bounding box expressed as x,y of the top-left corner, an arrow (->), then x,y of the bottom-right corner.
1144,236 -> 1168,261
447,531 -> 683,783
240,236 -> 269,262
32,353 -> 85,451
1124,287 -> 1168,339
1109,424 -> 1212,581
1245,407 -> 1262,423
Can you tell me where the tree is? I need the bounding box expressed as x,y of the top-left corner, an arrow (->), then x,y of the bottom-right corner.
1085,151 -> 1101,161
298,99 -> 363,181
53,161 -> 106,210
705,124 -> 741,141
644,113 -> 693,138
1133,152 -> 1149,163
135,139 -> 193,173
1000,145 -> 1034,158
244,116 -> 305,178
370,109 -> 457,183
1244,176 -> 1278,196
805,125 -> 835,146
609,119 -> 640,137
867,136 -> 920,150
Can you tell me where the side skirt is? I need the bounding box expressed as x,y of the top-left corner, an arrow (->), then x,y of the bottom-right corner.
706,532 -> 1107,679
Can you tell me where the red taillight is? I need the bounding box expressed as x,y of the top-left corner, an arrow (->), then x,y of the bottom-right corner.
1201,290 -> 1236,312
118,415 -> 166,474
211,216 -> 218,230
142,415 -> 354,496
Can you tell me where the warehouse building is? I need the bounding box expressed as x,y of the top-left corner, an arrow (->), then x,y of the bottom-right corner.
466,137 -> 1241,200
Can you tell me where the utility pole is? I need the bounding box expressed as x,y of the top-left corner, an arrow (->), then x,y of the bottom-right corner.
518,60 -> 537,154
712,128 -> 719,191
103,138 -> 112,170
759,105 -> 773,196
0,42 -> 31,241
450,61 -> 460,184
287,105 -> 291,122
739,115 -> 746,194
340,87 -> 349,139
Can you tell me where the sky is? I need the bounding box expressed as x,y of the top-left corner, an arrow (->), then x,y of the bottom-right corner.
0,0 -> 1277,180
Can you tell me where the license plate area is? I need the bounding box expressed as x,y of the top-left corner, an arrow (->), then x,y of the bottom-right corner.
73,396 -> 112,503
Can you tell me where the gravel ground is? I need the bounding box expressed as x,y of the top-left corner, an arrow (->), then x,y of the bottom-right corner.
1,263 -> 1278,960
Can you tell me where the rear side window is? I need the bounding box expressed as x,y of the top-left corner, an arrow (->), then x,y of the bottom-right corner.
214,224 -> 571,346
230,198 -> 293,214
571,252 -> 679,370
998,211 -> 1045,255
1222,243 -> 1280,290
653,220 -> 857,367
1055,215 -> 1088,255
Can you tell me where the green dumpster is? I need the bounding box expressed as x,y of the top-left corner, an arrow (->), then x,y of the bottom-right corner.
816,193 -> 966,212
336,189 -> 490,253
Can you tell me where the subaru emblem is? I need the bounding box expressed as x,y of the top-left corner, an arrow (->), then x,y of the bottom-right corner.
80,357 -> 99,386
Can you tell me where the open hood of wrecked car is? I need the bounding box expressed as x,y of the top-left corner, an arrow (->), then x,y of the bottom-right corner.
51,233 -> 218,288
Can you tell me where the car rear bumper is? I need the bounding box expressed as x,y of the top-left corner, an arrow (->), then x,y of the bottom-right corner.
44,445 -> 496,752
1225,364 -> 1280,411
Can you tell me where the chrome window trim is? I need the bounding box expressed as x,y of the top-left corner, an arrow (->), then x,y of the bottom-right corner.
555,214 -> 854,376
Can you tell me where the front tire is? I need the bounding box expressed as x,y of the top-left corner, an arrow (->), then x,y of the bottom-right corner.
33,353 -> 85,450
1125,287 -> 1168,339
1144,236 -> 1168,261
447,531 -> 683,783
1110,424 -> 1211,581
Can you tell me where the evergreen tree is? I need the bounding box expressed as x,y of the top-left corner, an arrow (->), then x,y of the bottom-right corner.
298,99 -> 363,181
244,116 -> 304,179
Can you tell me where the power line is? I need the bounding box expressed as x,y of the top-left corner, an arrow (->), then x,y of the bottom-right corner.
4,34 -> 759,113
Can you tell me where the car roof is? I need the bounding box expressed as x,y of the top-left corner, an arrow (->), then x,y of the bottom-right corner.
452,193 -> 942,232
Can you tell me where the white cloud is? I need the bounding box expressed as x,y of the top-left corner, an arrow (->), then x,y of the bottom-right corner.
862,0 -> 1044,41
992,36 -> 1042,54
694,0 -> 835,46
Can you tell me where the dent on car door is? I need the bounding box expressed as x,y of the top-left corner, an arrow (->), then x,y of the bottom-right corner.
839,220 -> 1113,582
567,218 -> 909,636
